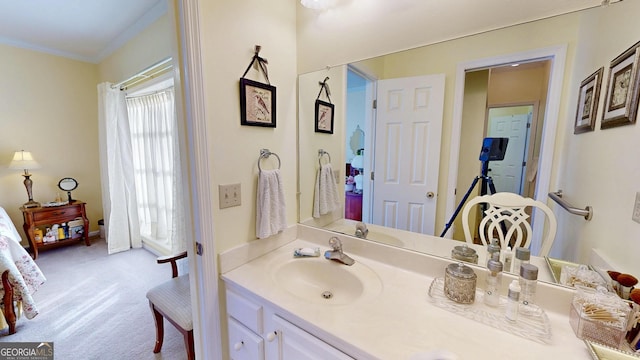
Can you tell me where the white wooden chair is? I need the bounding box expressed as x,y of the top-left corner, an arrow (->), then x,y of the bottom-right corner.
461,192 -> 557,256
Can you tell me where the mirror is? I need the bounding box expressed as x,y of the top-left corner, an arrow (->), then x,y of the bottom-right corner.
298,0 -> 640,284
58,177 -> 78,202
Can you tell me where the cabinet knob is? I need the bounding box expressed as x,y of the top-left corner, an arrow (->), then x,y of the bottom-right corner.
233,341 -> 244,351
266,331 -> 277,342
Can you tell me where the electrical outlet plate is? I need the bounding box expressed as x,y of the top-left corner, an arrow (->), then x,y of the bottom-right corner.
219,183 -> 241,209
633,192 -> 640,223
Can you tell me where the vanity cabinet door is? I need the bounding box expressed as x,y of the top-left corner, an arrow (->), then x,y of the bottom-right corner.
272,315 -> 354,360
228,317 -> 265,360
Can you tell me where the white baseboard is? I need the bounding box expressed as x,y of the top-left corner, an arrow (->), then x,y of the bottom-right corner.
89,230 -> 100,238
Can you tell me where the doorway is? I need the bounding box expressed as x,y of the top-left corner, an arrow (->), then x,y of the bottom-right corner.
447,45 -> 566,255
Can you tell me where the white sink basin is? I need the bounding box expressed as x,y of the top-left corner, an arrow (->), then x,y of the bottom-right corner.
271,255 -> 383,305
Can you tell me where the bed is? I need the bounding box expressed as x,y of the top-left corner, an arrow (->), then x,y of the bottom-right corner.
0,206 -> 46,334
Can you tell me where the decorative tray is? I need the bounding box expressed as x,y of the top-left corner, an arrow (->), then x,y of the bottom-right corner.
428,277 -> 552,343
42,201 -> 69,207
545,256 -> 581,284
585,340 -> 640,360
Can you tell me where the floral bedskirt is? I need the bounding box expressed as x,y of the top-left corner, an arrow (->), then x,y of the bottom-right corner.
0,207 -> 46,328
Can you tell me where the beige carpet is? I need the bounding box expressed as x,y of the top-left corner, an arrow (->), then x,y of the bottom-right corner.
1,238 -> 188,360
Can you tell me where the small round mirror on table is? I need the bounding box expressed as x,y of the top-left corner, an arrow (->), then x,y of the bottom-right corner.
58,177 -> 78,203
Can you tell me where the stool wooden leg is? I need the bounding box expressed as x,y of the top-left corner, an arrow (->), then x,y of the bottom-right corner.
149,301 -> 164,353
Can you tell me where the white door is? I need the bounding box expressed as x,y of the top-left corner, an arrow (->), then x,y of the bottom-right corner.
372,74 -> 445,235
487,109 -> 531,194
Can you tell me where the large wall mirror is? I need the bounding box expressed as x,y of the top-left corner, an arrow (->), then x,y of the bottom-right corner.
298,0 -> 640,285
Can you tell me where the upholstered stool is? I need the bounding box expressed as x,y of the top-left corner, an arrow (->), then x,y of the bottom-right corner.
146,252 -> 194,360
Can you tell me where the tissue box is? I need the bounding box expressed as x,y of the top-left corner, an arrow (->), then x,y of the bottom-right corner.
569,286 -> 631,348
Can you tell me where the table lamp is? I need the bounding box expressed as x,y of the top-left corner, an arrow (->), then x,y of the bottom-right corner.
9,150 -> 41,208
350,149 -> 364,193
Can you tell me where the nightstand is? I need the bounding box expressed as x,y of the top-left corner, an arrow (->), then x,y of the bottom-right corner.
21,201 -> 90,259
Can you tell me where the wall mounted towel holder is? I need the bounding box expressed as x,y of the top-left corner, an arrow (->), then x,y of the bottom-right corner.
258,149 -> 281,172
318,149 -> 331,166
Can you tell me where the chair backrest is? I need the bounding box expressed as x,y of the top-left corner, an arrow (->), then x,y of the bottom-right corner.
461,192 -> 557,257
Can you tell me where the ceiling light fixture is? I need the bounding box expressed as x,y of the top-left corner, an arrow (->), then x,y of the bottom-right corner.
300,0 -> 334,10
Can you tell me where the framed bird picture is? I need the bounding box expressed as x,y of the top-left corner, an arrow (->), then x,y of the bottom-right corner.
314,99 -> 334,134
240,78 -> 276,127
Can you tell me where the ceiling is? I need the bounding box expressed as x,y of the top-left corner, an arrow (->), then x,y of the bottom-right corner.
0,0 -> 622,65
0,0 -> 165,64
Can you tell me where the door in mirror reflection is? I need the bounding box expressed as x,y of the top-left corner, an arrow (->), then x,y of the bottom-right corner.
487,105 -> 533,195
372,74 -> 445,235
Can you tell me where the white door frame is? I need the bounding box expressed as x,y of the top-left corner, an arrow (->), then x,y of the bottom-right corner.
347,64 -> 377,223
445,45 -> 567,256
177,1 -> 223,359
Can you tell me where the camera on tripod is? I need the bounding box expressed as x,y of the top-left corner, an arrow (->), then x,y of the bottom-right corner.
479,137 -> 509,162
440,137 -> 509,237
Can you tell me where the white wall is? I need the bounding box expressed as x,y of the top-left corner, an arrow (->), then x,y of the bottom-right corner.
197,0 -> 298,254
299,66 -> 346,227
0,45 -> 101,239
296,0 -> 602,74
554,1 -> 640,275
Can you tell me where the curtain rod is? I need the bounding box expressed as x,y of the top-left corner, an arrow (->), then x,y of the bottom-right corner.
112,57 -> 173,90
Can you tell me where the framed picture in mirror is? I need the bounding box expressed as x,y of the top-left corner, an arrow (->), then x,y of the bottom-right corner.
239,78 -> 276,127
574,67 -> 603,134
601,41 -> 640,129
314,99 -> 334,134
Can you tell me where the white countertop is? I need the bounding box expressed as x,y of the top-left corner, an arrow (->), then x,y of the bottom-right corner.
221,227 -> 593,359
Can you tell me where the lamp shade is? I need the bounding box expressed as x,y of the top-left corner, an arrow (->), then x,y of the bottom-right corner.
9,150 -> 41,171
350,155 -> 364,170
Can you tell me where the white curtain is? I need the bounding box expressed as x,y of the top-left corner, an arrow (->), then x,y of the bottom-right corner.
125,88 -> 186,254
97,83 -> 142,254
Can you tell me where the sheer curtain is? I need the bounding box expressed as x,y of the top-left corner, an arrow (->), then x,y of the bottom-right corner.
97,83 -> 142,254
125,87 -> 186,254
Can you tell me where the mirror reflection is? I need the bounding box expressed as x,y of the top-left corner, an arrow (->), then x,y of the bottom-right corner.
298,0 -> 640,285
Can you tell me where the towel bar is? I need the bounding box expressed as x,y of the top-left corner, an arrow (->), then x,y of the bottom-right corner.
258,149 -> 281,172
548,190 -> 592,221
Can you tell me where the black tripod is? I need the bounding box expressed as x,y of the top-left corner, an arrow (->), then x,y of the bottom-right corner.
440,160 -> 497,237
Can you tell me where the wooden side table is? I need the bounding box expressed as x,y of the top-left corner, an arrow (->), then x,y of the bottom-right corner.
21,201 -> 90,259
345,191 -> 363,221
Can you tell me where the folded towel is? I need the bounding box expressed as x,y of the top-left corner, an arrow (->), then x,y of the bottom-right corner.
313,163 -> 341,218
256,169 -> 287,239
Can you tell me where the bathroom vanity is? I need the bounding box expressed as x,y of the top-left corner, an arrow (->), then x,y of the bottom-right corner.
221,225 -> 592,359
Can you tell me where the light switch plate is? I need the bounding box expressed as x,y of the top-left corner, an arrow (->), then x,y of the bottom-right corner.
219,183 -> 241,209
632,192 -> 640,223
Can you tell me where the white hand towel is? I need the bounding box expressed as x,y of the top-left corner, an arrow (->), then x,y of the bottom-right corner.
256,169 -> 287,239
313,163 -> 341,218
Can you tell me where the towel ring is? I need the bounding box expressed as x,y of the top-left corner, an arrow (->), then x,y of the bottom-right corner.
318,149 -> 331,167
258,149 -> 281,172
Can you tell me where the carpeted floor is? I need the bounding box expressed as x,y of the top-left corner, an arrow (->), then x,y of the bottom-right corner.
1,238 -> 188,360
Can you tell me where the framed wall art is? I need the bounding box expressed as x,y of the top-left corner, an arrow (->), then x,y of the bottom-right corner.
314,99 -> 334,134
574,67 -> 603,134
601,41 -> 640,129
239,78 -> 276,127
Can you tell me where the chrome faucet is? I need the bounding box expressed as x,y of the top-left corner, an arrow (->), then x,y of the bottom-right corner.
324,237 -> 355,266
355,222 -> 369,239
